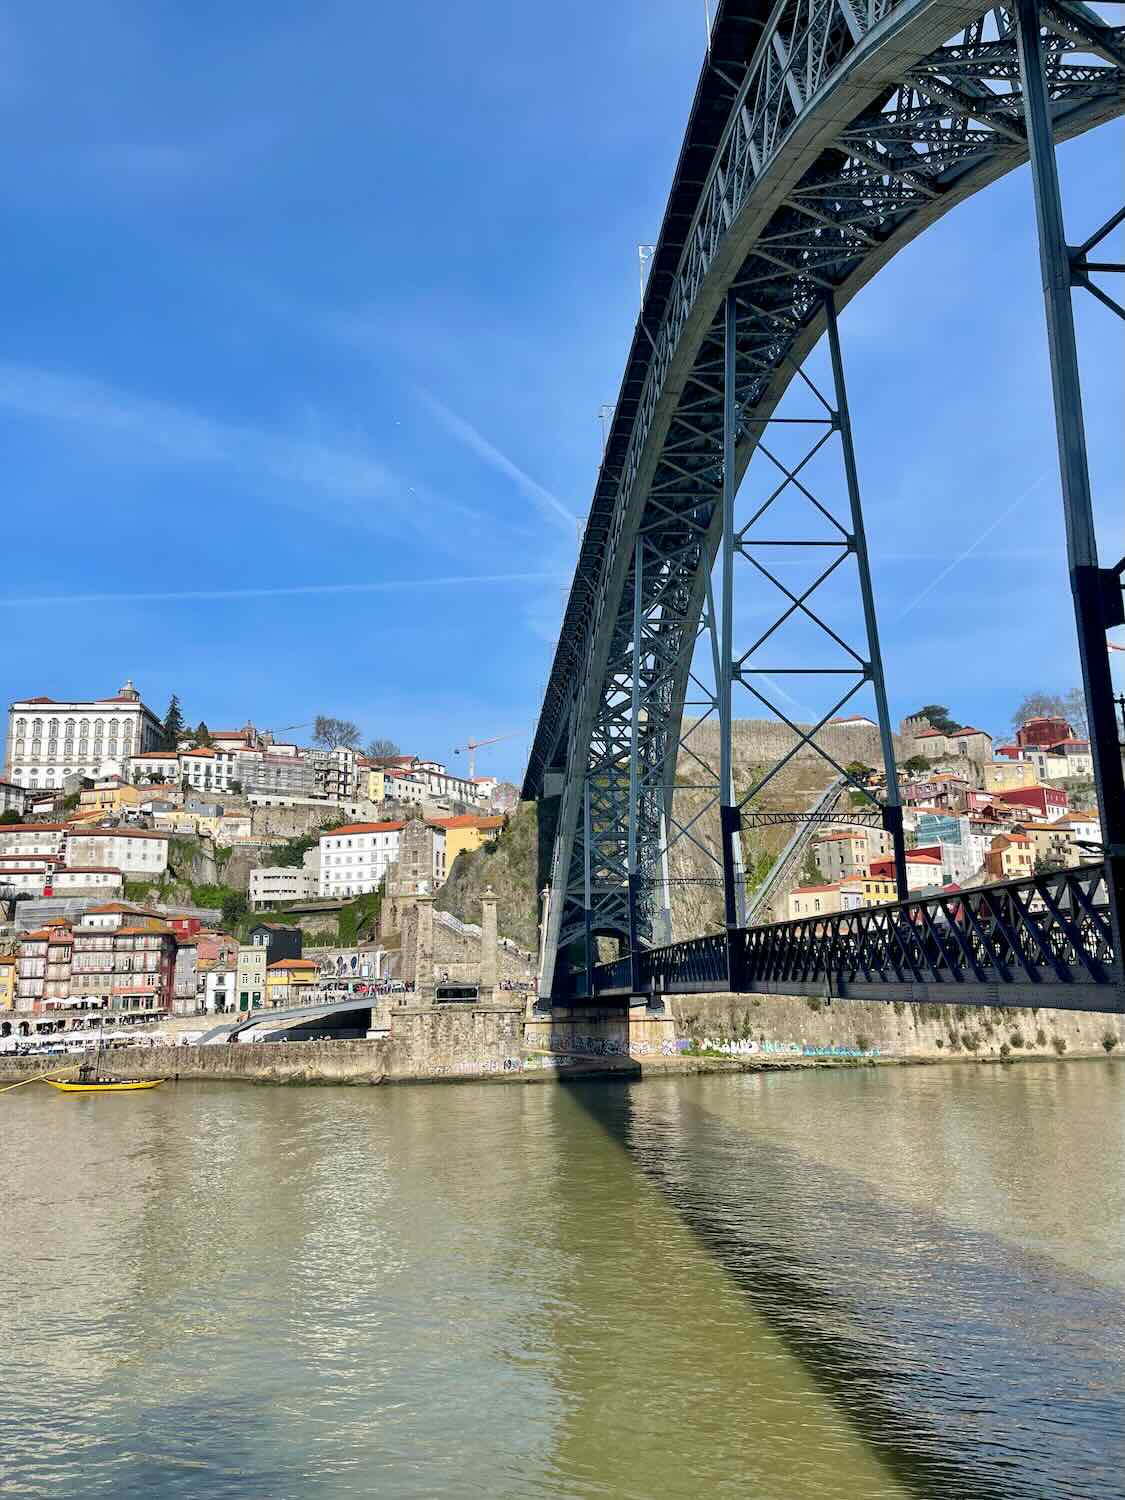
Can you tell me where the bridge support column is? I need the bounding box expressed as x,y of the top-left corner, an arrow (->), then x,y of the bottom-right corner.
1016,0 -> 1125,1000
824,293 -> 908,903
479,886 -> 498,1004
628,538 -> 644,992
415,892 -> 435,1006
718,291 -> 742,943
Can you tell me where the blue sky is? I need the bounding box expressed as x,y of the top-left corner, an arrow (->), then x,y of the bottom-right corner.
0,1 -> 1120,781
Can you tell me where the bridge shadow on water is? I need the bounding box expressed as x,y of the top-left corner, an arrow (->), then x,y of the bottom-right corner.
559,1072 -> 1124,1500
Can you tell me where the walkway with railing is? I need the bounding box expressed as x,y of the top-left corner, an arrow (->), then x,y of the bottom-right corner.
571,862 -> 1123,1013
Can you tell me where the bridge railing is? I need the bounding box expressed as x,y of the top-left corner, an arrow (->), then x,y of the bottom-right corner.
571,861 -> 1123,1010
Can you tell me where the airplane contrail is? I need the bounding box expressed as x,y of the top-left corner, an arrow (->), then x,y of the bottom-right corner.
896,471 -> 1050,622
0,572 -> 563,608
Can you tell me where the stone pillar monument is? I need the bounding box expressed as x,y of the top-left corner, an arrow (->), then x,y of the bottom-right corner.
479,886 -> 498,1004
414,890 -> 435,1005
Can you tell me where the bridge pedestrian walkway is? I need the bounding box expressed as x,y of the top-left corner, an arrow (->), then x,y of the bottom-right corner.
572,862 -> 1123,1013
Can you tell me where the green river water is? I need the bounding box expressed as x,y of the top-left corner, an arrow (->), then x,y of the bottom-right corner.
3,1060 -> 1123,1498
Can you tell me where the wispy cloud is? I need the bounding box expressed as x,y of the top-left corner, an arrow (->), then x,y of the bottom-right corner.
896,472 -> 1050,621
0,362 -> 485,538
0,572 -> 563,609
414,385 -> 577,532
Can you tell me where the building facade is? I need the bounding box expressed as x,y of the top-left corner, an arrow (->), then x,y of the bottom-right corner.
5,681 -> 163,789
64,828 -> 170,877
236,944 -> 268,1011
249,865 -> 318,908
813,831 -> 870,882
318,821 -> 406,898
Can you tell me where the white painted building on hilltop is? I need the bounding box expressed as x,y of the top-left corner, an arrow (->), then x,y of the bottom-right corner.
5,680 -> 163,789
318,821 -> 407,898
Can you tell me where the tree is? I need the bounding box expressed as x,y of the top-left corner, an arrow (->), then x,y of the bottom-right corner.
221,891 -> 248,927
0,809 -> 21,825
911,704 -> 962,735
365,737 -> 400,759
194,722 -> 212,747
1062,687 -> 1089,738
229,781 -> 243,796
161,694 -> 185,751
845,759 -> 873,781
902,755 -> 930,775
314,715 -> 361,750
1011,691 -> 1067,730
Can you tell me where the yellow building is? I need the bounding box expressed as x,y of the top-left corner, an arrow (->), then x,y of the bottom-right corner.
846,876 -> 898,907
265,958 -> 319,1007
1015,821 -> 1077,868
0,955 -> 16,1010
362,765 -> 386,803
427,814 -> 504,869
983,761 -> 1039,793
79,779 -> 145,815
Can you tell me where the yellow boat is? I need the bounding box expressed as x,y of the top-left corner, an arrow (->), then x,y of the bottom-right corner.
47,1077 -> 163,1094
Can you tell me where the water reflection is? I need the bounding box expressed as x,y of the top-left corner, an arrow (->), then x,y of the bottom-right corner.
1,1062 -> 1122,1498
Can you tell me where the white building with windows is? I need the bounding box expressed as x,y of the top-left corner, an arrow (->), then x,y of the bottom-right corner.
250,864 -> 319,908
318,820 -> 406,898
180,746 -> 242,793
64,828 -> 170,878
0,823 -> 69,860
4,680 -> 163,790
128,750 -> 181,783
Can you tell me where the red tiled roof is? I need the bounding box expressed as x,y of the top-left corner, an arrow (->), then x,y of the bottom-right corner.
0,823 -> 68,833
324,821 -> 407,836
427,814 -> 504,830
268,958 -> 318,971
815,831 -> 866,842
58,866 -> 124,875
67,827 -> 169,840
914,728 -> 945,738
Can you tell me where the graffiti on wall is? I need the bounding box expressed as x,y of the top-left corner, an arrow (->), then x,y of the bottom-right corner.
696,1037 -> 881,1059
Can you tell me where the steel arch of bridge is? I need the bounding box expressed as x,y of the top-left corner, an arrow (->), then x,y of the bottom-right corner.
524,0 -> 1125,1002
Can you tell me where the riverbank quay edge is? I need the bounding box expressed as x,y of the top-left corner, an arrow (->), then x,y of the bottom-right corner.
2,992 -> 1122,1087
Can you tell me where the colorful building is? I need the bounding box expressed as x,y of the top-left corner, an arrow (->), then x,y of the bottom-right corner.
265,958 -> 319,1006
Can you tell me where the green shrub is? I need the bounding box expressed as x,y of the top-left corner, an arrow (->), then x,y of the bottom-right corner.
947,1029 -> 961,1052
806,997 -> 822,1012
935,1036 -> 944,1048
1036,1027 -> 1048,1047
961,1031 -> 980,1052
892,1001 -> 906,1017
1102,1032 -> 1119,1053
1051,1035 -> 1067,1055
999,1042 -> 1011,1058
855,1034 -> 871,1054
1009,1031 -> 1024,1049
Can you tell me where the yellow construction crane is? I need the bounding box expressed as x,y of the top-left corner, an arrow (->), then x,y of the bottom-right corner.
453,732 -> 519,780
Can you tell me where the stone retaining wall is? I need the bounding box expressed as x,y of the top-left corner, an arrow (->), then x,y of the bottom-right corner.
667,992 -> 1125,1061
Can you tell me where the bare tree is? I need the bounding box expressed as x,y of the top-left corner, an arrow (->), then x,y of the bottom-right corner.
1062,687 -> 1089,738
314,715 -> 361,750
1011,692 -> 1067,730
366,737 -> 401,758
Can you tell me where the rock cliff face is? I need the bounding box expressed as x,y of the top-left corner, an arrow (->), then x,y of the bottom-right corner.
437,718 -> 901,949
435,802 -> 540,954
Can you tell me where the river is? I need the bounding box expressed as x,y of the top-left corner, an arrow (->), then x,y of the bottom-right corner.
3,1060 -> 1123,1499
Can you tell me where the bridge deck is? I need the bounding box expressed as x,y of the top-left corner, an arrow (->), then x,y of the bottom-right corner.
570,862 -> 1124,1013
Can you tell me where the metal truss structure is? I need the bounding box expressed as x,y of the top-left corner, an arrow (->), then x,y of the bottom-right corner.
574,861 -> 1120,1011
524,0 -> 1125,1003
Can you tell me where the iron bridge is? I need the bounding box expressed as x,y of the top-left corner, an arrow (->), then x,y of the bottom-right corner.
523,0 -> 1125,1011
